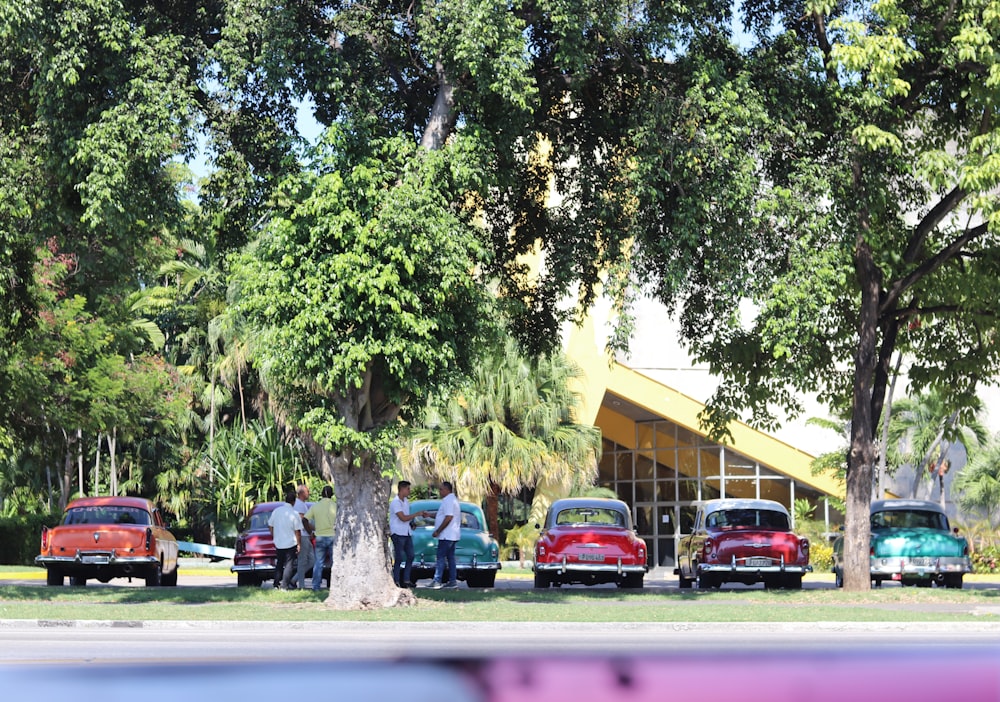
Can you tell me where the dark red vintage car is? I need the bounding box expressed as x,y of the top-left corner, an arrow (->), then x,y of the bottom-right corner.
675,498 -> 811,589
533,497 -> 647,588
36,496 -> 179,587
231,501 -> 283,586
231,501 -> 331,587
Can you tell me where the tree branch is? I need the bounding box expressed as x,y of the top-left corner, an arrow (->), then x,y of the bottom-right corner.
420,62 -> 456,151
902,185 -> 967,263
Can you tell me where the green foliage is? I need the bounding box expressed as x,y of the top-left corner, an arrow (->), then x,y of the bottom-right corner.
0,512 -> 61,566
234,127 -> 499,457
953,435 -> 1000,528
970,547 -> 1000,575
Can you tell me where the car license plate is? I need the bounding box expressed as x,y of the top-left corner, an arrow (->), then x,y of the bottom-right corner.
746,557 -> 771,567
910,557 -> 932,566
578,553 -> 605,562
82,555 -> 110,564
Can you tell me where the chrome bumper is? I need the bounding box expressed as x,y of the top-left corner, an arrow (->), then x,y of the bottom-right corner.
534,558 -> 647,575
36,553 -> 158,567
697,555 -> 812,575
870,556 -> 971,577
231,558 -> 276,574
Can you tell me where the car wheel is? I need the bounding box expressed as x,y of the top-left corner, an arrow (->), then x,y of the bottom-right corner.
697,572 -> 716,590
533,572 -> 550,589
467,572 -> 497,588
161,567 -> 178,587
145,563 -> 162,587
237,572 -> 256,587
782,574 -> 802,590
678,569 -> 693,589
46,570 -> 64,587
619,573 -> 644,589
834,569 -> 843,588
69,575 -> 87,587
943,574 -> 964,589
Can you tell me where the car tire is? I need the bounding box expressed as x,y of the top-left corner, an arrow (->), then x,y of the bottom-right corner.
533,572 -> 550,589
782,574 -> 802,589
834,569 -> 843,588
697,572 -> 716,589
145,563 -> 162,587
943,574 -> 964,589
678,569 -> 693,589
237,572 -> 256,587
46,570 -> 64,586
619,573 -> 644,589
468,572 -> 497,588
69,575 -> 87,587
161,567 -> 178,587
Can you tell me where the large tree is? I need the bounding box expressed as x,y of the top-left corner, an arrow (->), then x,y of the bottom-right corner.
621,1 -> 1000,590
399,338 -> 602,538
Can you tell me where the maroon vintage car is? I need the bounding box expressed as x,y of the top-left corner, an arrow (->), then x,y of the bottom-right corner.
36,495 -> 179,587
231,501 -> 283,586
533,497 -> 647,588
231,500 -> 331,587
675,498 -> 811,589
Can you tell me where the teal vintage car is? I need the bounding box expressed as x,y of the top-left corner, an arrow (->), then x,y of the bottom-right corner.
409,499 -> 501,588
833,499 -> 971,588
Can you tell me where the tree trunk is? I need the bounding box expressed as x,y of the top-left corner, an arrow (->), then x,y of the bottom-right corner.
94,432 -> 102,495
77,427 -> 84,497
109,428 -> 117,495
323,445 -> 415,610
844,237 -> 880,592
485,480 -> 500,540
59,429 -> 76,512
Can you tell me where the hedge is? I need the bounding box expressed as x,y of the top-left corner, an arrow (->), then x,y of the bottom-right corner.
0,513 -> 62,566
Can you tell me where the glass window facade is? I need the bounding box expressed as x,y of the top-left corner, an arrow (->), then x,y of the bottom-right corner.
600,419 -> 838,569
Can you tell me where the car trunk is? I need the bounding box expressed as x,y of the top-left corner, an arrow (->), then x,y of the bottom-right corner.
547,526 -> 638,562
710,530 -> 804,565
872,528 -> 965,558
44,524 -> 151,555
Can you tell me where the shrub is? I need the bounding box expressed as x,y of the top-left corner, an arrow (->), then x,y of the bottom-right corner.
971,546 -> 1000,574
809,540 -> 834,573
0,513 -> 62,565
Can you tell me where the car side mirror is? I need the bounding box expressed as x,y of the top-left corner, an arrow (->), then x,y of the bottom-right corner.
954,527 -> 960,535
534,524 -> 541,530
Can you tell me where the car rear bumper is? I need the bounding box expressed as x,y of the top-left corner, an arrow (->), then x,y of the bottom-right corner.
231,558 -> 276,575
37,554 -> 159,567
534,559 -> 647,575
696,559 -> 812,575
870,556 -> 971,577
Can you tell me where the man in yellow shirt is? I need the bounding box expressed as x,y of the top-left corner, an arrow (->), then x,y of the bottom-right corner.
303,485 -> 337,592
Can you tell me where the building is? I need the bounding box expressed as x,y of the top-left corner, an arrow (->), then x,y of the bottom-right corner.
565,308 -> 843,569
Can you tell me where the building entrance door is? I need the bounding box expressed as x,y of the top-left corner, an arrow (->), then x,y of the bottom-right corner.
634,502 -> 678,569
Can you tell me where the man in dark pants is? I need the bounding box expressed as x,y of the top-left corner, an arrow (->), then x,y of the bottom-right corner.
389,480 -> 428,587
267,490 -> 301,590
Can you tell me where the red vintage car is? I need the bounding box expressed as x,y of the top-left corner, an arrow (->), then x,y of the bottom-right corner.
675,498 -> 811,589
231,501 -> 283,586
36,496 -> 179,587
533,497 -> 647,588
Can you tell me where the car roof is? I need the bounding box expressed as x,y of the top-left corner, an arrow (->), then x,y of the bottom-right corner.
410,499 -> 482,514
548,497 -> 631,513
249,501 -> 285,514
701,498 -> 789,516
871,499 -> 946,514
66,496 -> 154,511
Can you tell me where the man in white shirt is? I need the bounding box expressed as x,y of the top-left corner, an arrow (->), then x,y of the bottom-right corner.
293,483 -> 314,589
389,481 -> 428,587
267,490 -> 302,590
431,481 -> 462,589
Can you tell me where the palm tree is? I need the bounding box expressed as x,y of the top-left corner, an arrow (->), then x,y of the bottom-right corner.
399,339 -> 602,537
886,388 -> 988,505
953,435 -> 1000,529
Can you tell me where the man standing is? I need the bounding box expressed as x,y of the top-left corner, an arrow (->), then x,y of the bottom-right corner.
389,481 -> 428,587
304,485 -> 337,592
431,481 -> 461,589
293,483 -> 314,589
267,490 -> 301,590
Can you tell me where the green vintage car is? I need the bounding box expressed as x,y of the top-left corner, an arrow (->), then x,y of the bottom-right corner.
409,499 -> 501,588
833,499 -> 971,588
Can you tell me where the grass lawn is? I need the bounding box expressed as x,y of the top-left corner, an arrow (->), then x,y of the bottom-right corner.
1,565 -> 999,623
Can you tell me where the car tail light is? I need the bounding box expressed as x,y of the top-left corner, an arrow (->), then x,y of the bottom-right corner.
145,527 -> 153,551
802,538 -> 810,557
537,545 -> 546,557
704,538 -> 714,557
40,526 -> 50,553
235,537 -> 245,555
870,545 -> 875,557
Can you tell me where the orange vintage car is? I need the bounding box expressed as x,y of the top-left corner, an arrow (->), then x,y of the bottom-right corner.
36,496 -> 179,587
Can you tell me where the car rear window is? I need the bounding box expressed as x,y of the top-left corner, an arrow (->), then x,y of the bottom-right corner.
413,511 -> 481,530
707,509 -> 789,530
555,508 -> 625,527
871,509 -> 948,530
248,510 -> 275,530
63,506 -> 151,526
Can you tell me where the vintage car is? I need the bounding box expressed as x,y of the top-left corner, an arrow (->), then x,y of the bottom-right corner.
36,495 -> 179,587
675,498 -> 811,589
532,497 -> 647,589
832,498 -> 971,588
231,501 -> 284,586
410,499 -> 501,587
232,500 -> 332,587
